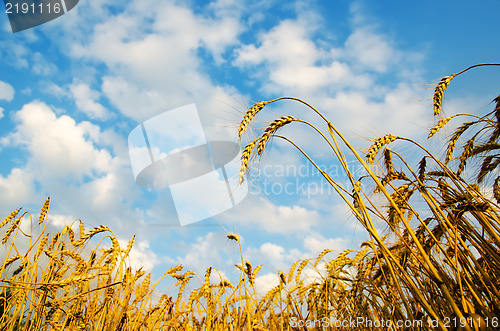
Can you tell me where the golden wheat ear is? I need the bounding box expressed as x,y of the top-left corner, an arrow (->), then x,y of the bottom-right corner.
256,116 -> 297,155
238,101 -> 270,138
366,134 -> 398,164
433,75 -> 455,116
38,196 -> 51,224
239,139 -> 256,184
0,207 -> 22,229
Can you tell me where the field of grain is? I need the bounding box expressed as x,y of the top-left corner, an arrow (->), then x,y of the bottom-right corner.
1,64 -> 499,330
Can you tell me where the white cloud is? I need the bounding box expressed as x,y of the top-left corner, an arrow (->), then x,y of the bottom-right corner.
101,76 -> 169,122
50,213 -> 78,228
343,26 -> 399,73
0,168 -> 37,208
303,232 -> 350,256
5,101 -> 112,180
0,81 -> 15,101
32,52 -> 58,76
45,82 -> 70,99
0,107 -> 3,119
245,241 -> 303,272
0,100 -> 146,243
0,0 -> 442,291
63,1 -> 245,131
0,42 -> 29,69
120,238 -> 159,272
70,82 -> 109,120
232,4 -> 428,143
180,232 -> 228,273
235,19 -> 316,67
224,196 -> 320,234
254,272 -> 279,297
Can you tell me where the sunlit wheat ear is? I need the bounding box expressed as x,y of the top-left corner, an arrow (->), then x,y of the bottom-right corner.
73,225 -> 111,247
446,121 -> 474,164
0,207 -> 22,229
313,248 -> 332,268
256,116 -> 296,155
239,139 -> 256,184
260,285 -> 280,308
478,155 -> 500,183
278,270 -> 286,285
165,264 -> 184,275
244,260 -> 252,282
295,259 -> 310,284
250,265 -> 262,287
238,100 -> 270,138
457,138 -> 474,176
433,75 -> 455,116
219,280 -> 233,288
123,235 -> 135,257
38,196 -> 50,224
366,134 -> 398,163
203,267 -> 212,291
34,233 -> 49,260
417,157 -> 427,182
3,254 -> 22,268
2,212 -> 24,244
383,148 -> 394,173
226,233 -> 240,243
428,116 -> 453,138
287,260 -> 299,283
134,273 -> 151,304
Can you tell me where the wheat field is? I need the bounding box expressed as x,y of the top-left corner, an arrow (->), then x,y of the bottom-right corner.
1,63 -> 500,330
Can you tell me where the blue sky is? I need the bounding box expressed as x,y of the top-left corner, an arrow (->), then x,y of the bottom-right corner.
1,0 -> 500,292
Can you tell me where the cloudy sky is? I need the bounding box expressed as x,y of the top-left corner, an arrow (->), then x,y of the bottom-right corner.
1,0 -> 500,292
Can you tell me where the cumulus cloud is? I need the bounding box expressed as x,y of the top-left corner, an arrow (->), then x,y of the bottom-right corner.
0,0 -> 440,287
254,272 -> 279,297
32,52 -> 58,76
303,232 -> 350,255
342,26 -> 400,73
0,100 -> 146,239
233,3 -> 428,140
101,76 -> 168,122
223,196 -> 320,234
121,238 -> 160,272
70,81 -> 110,120
178,232 -> 241,276
0,168 -> 37,208
4,101 -> 112,180
0,81 -> 15,101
